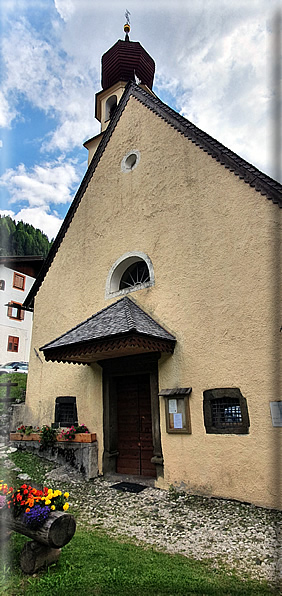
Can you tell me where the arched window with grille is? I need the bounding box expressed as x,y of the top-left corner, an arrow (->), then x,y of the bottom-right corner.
105,251 -> 154,299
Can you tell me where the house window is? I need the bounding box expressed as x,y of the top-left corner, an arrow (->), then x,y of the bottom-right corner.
7,336 -> 19,352
105,251 -> 154,299
0,280 -> 5,291
13,272 -> 25,290
54,396 -> 78,427
203,388 -> 250,434
7,302 -> 25,321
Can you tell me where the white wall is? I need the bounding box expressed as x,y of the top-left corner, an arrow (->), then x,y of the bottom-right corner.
0,265 -> 34,363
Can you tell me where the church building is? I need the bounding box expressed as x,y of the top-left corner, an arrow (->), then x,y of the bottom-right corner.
24,26 -> 282,509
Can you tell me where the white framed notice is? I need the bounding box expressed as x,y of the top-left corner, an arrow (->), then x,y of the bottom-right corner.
169,399 -> 177,414
160,388 -> 192,434
270,402 -> 282,427
173,413 -> 183,429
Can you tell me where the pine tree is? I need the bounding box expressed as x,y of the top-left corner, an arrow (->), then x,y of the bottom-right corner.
0,215 -> 52,257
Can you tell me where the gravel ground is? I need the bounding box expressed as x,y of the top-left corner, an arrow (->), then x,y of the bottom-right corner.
43,465 -> 282,589
1,448 -> 281,590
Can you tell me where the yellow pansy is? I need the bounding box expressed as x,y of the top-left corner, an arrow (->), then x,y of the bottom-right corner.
63,503 -> 69,511
45,499 -> 51,505
64,492 -> 69,498
51,505 -> 55,510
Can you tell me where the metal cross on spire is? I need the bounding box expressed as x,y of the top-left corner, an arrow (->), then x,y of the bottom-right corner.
124,9 -> 131,41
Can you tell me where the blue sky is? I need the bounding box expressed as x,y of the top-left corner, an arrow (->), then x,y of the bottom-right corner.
0,0 -> 281,239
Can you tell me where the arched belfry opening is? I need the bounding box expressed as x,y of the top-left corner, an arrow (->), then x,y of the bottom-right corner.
105,95 -> 117,121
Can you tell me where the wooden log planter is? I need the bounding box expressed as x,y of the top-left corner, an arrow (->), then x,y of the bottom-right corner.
1,509 -> 76,574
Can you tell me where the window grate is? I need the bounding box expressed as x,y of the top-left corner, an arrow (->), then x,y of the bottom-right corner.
203,388 -> 250,434
55,396 -> 78,427
211,398 -> 242,428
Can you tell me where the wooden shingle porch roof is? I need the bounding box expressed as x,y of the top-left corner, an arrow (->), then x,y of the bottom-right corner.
40,297 -> 176,364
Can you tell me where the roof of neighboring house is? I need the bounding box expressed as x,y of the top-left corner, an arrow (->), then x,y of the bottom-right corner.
41,296 -> 176,351
0,255 -> 45,278
24,82 -> 282,309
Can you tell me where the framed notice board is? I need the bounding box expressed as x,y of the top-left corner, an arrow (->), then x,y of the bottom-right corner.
159,388 -> 192,434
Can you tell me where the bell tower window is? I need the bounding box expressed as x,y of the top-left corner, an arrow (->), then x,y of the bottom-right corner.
105,95 -> 117,121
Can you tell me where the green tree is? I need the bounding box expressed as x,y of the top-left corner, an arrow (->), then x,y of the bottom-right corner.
0,215 -> 52,257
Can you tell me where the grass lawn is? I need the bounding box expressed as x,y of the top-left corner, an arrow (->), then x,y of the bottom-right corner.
0,373 -> 27,407
0,452 -> 280,596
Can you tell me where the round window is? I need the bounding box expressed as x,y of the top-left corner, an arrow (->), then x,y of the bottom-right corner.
121,150 -> 140,173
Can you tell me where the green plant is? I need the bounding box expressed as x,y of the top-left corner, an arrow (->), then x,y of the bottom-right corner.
168,484 -> 181,500
59,423 -> 90,441
16,425 -> 37,435
39,425 -> 58,450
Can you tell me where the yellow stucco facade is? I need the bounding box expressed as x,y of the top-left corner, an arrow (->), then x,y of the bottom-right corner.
24,90 -> 281,509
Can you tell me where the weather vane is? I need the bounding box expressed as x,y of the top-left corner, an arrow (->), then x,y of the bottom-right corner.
124,9 -> 131,40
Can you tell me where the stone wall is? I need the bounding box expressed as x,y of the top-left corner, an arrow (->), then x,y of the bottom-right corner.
0,402 -> 25,444
10,439 -> 98,481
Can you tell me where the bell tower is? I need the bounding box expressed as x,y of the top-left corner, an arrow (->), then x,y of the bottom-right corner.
84,24 -> 155,164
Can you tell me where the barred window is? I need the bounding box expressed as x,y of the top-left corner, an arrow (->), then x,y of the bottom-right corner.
54,396 -> 78,428
203,388 -> 250,434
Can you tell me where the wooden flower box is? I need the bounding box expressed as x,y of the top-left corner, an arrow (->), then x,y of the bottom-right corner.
56,433 -> 96,443
10,433 -> 41,441
10,432 -> 96,443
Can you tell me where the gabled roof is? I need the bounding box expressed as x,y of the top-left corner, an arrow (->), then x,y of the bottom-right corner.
24,82 -> 282,310
40,296 -> 176,364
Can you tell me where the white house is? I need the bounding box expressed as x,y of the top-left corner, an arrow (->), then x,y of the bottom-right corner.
0,256 -> 44,364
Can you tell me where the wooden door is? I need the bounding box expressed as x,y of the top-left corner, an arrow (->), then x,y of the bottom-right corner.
116,374 -> 156,477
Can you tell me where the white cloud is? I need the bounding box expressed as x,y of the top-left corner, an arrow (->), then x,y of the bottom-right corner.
0,90 -> 17,128
0,209 -> 15,218
154,10 -> 276,176
54,0 -> 75,21
1,17 -> 98,153
0,160 -> 80,208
